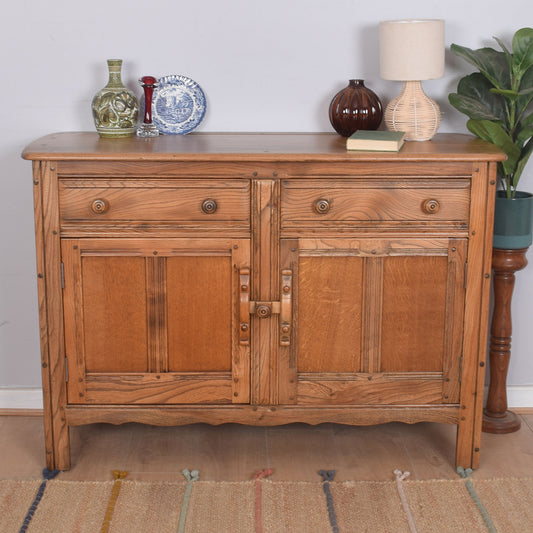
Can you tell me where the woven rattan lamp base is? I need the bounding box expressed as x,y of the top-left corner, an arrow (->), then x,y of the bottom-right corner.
384,81 -> 441,141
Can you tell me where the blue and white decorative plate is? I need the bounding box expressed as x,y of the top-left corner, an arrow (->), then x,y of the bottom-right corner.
152,75 -> 206,135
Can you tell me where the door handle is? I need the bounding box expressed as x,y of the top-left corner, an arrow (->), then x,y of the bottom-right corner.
239,268 -> 250,345
239,268 -> 292,345
280,269 -> 292,346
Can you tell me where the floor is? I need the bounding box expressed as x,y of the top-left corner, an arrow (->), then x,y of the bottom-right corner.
2,413 -> 533,482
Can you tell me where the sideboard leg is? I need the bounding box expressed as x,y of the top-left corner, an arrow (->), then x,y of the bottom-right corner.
54,421 -> 71,471
44,407 -> 71,471
482,247 -> 528,434
455,428 -> 473,470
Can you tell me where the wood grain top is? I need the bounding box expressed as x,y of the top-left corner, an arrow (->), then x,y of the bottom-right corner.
22,132 -> 506,162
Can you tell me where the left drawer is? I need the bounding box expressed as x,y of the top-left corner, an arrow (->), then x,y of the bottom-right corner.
59,179 -> 251,225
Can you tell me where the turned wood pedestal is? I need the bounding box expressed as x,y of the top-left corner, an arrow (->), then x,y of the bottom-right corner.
483,247 -> 529,433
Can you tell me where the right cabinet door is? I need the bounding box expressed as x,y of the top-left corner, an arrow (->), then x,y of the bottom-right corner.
278,237 -> 467,406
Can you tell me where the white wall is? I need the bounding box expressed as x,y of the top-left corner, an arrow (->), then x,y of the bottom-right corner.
1,1 -> 532,399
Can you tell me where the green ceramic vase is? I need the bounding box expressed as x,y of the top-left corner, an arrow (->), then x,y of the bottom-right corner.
493,191 -> 533,249
91,59 -> 139,138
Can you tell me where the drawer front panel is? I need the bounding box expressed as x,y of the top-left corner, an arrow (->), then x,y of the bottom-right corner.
59,179 -> 250,225
281,179 -> 470,227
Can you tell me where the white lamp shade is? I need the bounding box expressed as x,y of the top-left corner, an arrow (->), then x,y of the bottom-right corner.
380,19 -> 445,80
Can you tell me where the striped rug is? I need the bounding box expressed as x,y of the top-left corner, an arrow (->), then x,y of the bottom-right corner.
1,469 -> 532,532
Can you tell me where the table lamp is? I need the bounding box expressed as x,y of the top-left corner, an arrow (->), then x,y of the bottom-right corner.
379,19 -> 445,141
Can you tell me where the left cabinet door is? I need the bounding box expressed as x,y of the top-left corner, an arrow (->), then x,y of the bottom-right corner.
61,237 -> 251,405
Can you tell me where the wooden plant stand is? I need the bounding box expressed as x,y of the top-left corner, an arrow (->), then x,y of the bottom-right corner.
483,247 -> 529,433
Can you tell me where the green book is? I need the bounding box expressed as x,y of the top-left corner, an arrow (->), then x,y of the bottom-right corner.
346,130 -> 406,151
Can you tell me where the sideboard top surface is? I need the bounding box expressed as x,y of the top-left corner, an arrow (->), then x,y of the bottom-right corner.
22,132 -> 506,163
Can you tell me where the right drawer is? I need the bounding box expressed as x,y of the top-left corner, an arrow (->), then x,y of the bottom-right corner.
281,179 -> 471,228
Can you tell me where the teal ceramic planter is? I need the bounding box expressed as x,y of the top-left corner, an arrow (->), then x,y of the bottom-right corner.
493,191 -> 533,249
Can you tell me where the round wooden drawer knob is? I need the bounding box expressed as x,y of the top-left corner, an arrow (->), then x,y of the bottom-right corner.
422,199 -> 440,214
201,199 -> 218,214
314,198 -> 331,214
91,198 -> 109,214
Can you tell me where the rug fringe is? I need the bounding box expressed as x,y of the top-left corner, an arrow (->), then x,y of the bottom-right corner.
254,469 -> 273,533
100,470 -> 128,533
18,467 -> 60,533
177,469 -> 200,533
394,469 -> 418,533
319,470 -> 339,533
457,467 -> 498,533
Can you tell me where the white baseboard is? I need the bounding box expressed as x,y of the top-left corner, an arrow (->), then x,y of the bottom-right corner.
0,388 -> 43,410
506,386 -> 533,409
1,386 -> 533,411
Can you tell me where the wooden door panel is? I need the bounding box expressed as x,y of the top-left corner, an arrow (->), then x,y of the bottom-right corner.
81,256 -> 148,373
298,256 -> 363,373
381,256 -> 447,372
167,256 -> 232,372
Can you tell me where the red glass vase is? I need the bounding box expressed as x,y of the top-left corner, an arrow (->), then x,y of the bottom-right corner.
137,76 -> 159,137
328,79 -> 383,137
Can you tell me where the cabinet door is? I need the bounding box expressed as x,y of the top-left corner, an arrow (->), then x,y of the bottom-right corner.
278,237 -> 466,405
61,238 -> 250,404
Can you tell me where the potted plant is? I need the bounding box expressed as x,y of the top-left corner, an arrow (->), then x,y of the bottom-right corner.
449,27 -> 533,249
449,28 -> 533,435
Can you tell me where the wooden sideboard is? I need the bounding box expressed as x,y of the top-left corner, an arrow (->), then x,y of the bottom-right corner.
23,132 -> 505,471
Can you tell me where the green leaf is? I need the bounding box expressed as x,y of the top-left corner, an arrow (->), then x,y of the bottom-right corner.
451,44 -> 511,89
519,63 -> 533,91
494,36 -> 513,62
517,111 -> 533,145
467,119 -> 520,176
516,123 -> 533,146
515,107 -> 533,144
520,111 -> 533,128
449,93 -> 504,121
512,136 -> 533,189
450,73 -> 506,121
512,28 -> 533,81
517,65 -> 533,112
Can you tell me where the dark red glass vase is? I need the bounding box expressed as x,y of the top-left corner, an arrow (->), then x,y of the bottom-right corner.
140,76 -> 157,124
136,76 -> 159,137
328,79 -> 383,137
